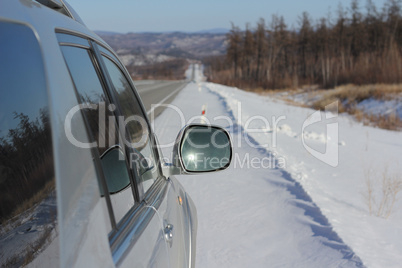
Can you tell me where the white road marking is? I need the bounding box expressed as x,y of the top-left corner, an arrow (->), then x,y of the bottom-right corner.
147,83 -> 186,116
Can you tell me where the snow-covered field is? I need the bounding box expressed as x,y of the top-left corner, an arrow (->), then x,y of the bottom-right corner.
153,65 -> 402,268
278,89 -> 402,121
0,192 -> 58,267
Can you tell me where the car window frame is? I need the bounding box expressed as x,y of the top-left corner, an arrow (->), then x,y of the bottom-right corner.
89,42 -> 144,200
57,38 -> 122,233
57,31 -> 148,227
55,30 -> 168,252
94,43 -> 165,199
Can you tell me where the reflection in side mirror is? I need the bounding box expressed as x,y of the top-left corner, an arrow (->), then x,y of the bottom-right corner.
176,125 -> 232,173
100,146 -> 131,195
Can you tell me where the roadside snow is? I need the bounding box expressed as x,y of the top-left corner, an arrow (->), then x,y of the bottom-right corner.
204,82 -> 402,268
152,64 -> 402,267
0,192 -> 58,267
357,97 -> 402,119
283,89 -> 402,120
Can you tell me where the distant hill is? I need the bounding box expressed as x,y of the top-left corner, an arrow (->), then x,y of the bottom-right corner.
97,31 -> 228,60
195,28 -> 230,34
96,31 -> 228,79
95,30 -> 122,36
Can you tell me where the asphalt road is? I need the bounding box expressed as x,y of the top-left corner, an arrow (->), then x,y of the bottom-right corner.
134,80 -> 188,120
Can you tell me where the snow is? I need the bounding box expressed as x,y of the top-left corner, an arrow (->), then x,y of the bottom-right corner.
153,64 -> 402,267
283,89 -> 402,121
0,191 -> 58,267
357,97 -> 402,119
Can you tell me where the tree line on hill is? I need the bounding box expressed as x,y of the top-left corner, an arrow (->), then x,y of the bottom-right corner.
204,0 -> 402,89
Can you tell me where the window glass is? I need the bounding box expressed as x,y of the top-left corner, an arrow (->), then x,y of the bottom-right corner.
60,45 -> 135,223
56,33 -> 90,48
101,56 -> 160,193
0,22 -> 57,267
98,45 -> 120,65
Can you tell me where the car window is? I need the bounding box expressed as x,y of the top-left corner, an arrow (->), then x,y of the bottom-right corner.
101,56 -> 161,194
60,45 -> 136,223
0,21 -> 57,267
98,44 -> 120,66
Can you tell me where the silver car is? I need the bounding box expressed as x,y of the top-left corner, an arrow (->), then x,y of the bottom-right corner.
0,1 -> 232,267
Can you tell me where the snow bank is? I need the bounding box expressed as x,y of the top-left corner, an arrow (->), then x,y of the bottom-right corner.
357,97 -> 402,119
204,82 -> 402,268
284,89 -> 402,122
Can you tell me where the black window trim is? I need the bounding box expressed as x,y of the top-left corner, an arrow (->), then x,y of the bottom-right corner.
57,38 -> 143,232
55,29 -> 160,161
56,30 -> 168,247
94,44 -> 166,198
89,41 -> 145,201
58,42 -> 89,49
98,45 -> 121,68
57,44 -> 118,231
89,42 -> 172,257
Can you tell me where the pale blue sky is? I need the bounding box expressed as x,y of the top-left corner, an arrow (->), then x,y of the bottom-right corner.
67,0 -> 390,33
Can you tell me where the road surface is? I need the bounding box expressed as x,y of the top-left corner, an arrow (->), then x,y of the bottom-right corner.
134,80 -> 188,120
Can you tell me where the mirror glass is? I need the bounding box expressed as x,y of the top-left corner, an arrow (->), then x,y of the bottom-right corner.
100,147 -> 131,194
180,126 -> 231,172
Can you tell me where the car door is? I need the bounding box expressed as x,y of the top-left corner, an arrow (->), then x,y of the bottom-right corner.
57,32 -> 172,267
157,178 -> 189,268
97,47 -> 188,267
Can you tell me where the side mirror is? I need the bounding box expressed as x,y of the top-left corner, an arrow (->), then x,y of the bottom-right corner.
166,124 -> 232,175
100,146 -> 131,195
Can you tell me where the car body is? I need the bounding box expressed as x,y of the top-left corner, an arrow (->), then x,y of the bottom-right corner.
0,1 -> 232,267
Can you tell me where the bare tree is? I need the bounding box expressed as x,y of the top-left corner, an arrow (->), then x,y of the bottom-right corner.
206,0 -> 402,89
227,23 -> 243,80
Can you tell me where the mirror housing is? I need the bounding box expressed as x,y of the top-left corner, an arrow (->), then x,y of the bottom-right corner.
164,124 -> 232,175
